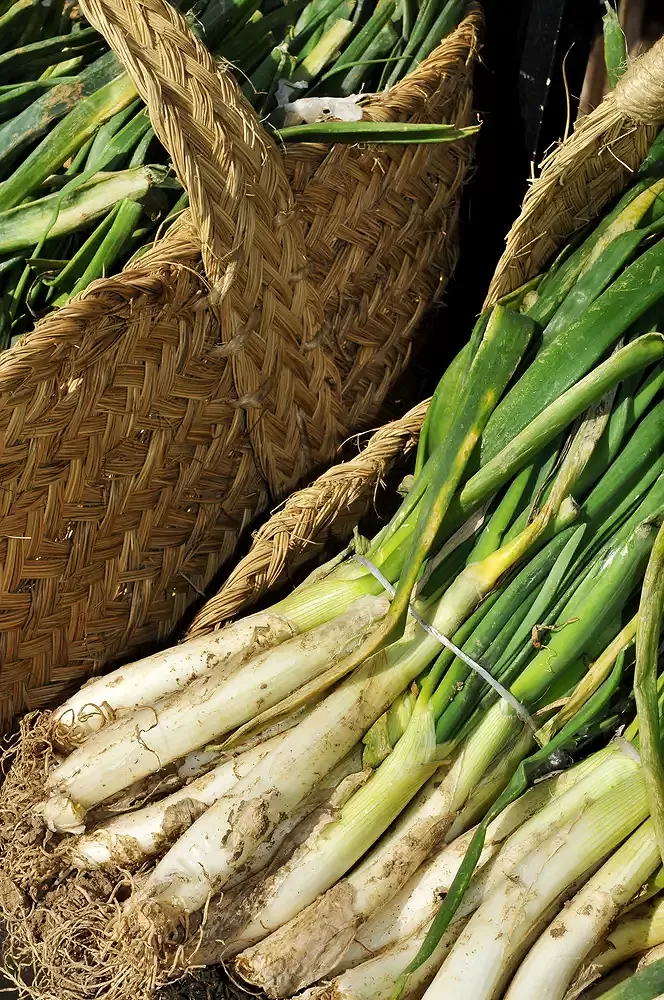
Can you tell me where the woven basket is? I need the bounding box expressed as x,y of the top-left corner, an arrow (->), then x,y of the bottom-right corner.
0,0 -> 482,725
4,32 -> 664,1000
188,35 -> 664,640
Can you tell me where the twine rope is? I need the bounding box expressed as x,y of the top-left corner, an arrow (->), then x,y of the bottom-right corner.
486,36 -> 664,307
615,38 -> 664,124
353,553 -> 537,730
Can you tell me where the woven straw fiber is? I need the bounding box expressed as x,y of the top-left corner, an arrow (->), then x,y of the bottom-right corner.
486,37 -> 664,306
283,17 -> 481,428
189,34 -> 664,638
0,0 -> 481,724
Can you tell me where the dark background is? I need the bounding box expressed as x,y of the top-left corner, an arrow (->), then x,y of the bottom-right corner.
442,0 -> 599,348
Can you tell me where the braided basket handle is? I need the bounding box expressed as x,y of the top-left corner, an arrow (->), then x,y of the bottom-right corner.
486,35 -> 664,305
188,399 -> 429,634
79,0 -> 311,311
79,0 -> 336,502
184,6 -> 481,636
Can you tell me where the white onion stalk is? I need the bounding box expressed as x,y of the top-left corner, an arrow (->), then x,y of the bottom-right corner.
188,764 -> 374,967
442,723 -> 534,839
637,941 -> 664,968
294,849 -> 602,1000
121,547 -> 519,931
223,747 -> 369,890
568,894 -> 664,997
214,702 -> 440,966
566,894 -> 664,999
86,715 -> 304,825
329,834 -> 479,974
206,750 -> 370,907
53,610 -> 303,742
52,541 -> 398,746
422,750 -> 648,1000
233,696 -> 525,995
68,734 -> 288,870
506,819 -> 660,1000
299,862 -> 599,1000
255,745 -> 609,992
442,741 -> 612,848
297,919 -> 470,1000
339,748 -> 610,971
191,752 -> 371,965
85,745 -> 227,823
40,596 -> 389,833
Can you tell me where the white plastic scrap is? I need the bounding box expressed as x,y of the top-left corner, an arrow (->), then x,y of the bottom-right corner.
274,78 -> 309,110
278,92 -> 365,126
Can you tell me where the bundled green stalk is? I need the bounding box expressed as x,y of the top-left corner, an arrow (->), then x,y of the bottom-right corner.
13,70 -> 664,1000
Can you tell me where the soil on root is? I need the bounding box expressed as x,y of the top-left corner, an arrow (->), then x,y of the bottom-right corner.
0,712 -> 63,899
157,967 -> 249,1000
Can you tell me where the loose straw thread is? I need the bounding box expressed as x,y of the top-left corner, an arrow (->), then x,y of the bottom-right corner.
354,554 -> 537,730
614,39 -> 664,125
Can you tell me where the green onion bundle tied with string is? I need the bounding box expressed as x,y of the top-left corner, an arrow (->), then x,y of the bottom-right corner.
8,113 -> 664,1000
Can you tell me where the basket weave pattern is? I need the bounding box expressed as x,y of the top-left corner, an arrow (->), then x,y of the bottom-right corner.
0,0 -> 481,723
190,399 -> 429,634
285,21 -> 479,427
191,35 -> 664,638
